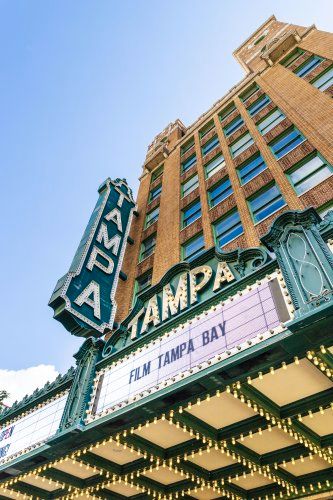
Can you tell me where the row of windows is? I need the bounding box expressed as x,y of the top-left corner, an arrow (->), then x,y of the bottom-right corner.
178,125 -> 306,204
181,98 -> 286,183
146,146 -> 332,230
281,48 -> 333,94
142,152 -> 332,262
136,194 -> 333,297
176,49 -> 331,189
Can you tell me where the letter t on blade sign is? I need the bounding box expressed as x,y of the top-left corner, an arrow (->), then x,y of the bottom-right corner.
48,178 -> 136,338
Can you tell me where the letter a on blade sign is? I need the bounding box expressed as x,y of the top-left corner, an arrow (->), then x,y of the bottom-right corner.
49,178 -> 136,338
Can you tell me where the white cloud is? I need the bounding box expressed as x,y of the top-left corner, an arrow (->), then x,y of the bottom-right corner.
0,365 -> 59,406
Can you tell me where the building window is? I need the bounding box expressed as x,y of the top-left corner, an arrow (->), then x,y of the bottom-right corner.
214,210 -> 243,248
249,184 -> 285,223
219,103 -> 236,122
237,154 -> 267,185
254,34 -> 266,46
287,154 -> 332,195
230,132 -> 254,158
295,55 -> 323,78
202,135 -> 219,156
182,233 -> 205,261
135,271 -> 152,297
200,120 -> 215,139
223,115 -> 244,137
182,174 -> 199,197
205,154 -> 226,179
181,137 -> 194,156
281,48 -> 305,68
270,127 -> 305,159
257,108 -> 285,135
248,94 -> 271,117
149,184 -> 162,202
312,66 -> 333,91
151,165 -> 163,183
182,154 -> 197,173
182,199 -> 202,228
145,206 -> 159,228
240,83 -> 259,103
139,234 -> 156,261
318,201 -> 333,218
208,177 -> 233,208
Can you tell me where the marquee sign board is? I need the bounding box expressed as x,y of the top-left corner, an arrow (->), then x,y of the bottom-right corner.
0,394 -> 68,465
49,178 -> 136,338
90,275 -> 292,419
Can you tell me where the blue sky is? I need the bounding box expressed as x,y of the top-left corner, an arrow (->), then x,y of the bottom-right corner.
0,0 -> 332,397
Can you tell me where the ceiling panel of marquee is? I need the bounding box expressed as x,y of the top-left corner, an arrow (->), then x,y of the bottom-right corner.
1,350 -> 333,499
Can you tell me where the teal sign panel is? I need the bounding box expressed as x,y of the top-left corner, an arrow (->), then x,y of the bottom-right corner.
49,178 -> 136,338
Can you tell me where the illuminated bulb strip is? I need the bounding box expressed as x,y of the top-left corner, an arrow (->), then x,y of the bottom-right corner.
307,349 -> 333,380
232,382 -> 333,467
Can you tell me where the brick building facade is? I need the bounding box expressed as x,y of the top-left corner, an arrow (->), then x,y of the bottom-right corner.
114,15 -> 333,327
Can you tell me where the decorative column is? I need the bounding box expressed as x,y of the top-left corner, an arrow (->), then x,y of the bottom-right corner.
57,337 -> 104,434
261,208 -> 333,327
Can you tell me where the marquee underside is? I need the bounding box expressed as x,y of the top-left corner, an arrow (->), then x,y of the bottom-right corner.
1,346 -> 333,500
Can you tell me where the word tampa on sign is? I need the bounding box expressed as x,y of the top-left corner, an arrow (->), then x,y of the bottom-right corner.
49,178 -> 136,337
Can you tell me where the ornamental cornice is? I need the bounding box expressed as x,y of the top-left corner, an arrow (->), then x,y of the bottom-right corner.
261,208 -> 321,251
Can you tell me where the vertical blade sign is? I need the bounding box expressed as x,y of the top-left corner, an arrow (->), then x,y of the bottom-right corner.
49,178 -> 136,338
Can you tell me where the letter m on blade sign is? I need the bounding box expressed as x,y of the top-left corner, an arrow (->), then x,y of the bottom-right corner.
49,178 -> 136,338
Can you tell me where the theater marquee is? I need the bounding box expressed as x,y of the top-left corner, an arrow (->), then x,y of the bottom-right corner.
89,273 -> 291,420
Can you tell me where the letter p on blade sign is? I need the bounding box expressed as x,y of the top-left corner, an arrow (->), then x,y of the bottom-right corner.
48,178 -> 136,338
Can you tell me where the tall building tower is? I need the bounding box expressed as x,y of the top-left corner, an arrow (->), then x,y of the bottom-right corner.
115,15 -> 333,327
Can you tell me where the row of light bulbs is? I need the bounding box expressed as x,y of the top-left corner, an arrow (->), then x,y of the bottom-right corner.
2,346 -> 333,498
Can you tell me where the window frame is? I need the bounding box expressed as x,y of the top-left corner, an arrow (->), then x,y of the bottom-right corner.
182,199 -> 202,228
294,55 -> 323,78
181,173 -> 199,198
208,177 -> 233,208
286,153 -> 333,196
239,83 -> 259,103
182,233 -> 205,261
213,209 -> 244,248
248,183 -> 286,224
145,206 -> 160,228
181,153 -> 197,174
134,271 -> 153,302
311,65 -> 333,91
281,48 -> 305,68
151,165 -> 163,183
201,135 -> 219,156
219,103 -> 236,122
199,120 -> 215,140
237,153 -> 267,185
204,153 -> 226,179
223,115 -> 244,137
149,183 -> 162,202
248,94 -> 271,117
230,132 -> 254,158
269,127 -> 305,160
181,137 -> 195,156
318,201 -> 333,218
257,108 -> 285,135
139,234 -> 157,262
